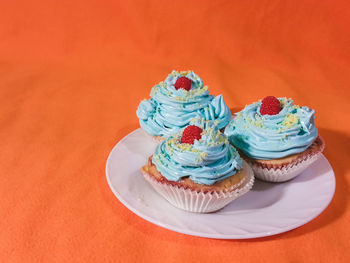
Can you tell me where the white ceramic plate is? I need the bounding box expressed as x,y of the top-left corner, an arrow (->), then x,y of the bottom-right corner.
106,129 -> 336,239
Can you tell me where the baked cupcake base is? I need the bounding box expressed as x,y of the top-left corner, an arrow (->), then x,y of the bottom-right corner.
242,136 -> 325,182
141,157 -> 254,213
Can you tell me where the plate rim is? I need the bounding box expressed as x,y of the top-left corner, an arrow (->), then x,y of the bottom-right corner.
106,128 -> 336,239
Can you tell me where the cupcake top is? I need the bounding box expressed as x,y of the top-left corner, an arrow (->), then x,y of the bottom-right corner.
152,118 -> 243,185
224,96 -> 318,160
137,70 -> 231,138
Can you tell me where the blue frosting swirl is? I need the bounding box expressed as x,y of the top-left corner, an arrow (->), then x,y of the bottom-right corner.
137,70 -> 231,137
152,119 -> 243,185
224,98 -> 318,160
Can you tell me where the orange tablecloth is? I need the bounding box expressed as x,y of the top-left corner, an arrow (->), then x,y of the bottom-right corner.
1,0 -> 349,262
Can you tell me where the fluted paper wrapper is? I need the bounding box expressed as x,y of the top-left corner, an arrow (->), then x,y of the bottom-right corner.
249,152 -> 323,183
143,161 -> 254,213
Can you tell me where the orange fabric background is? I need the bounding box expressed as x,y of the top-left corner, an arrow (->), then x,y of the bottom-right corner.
0,0 -> 349,262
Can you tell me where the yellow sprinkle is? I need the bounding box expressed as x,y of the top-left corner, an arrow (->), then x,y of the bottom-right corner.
188,86 -> 208,97
200,152 -> 208,158
176,143 -> 192,151
168,138 -> 177,144
251,120 -> 263,128
282,114 -> 299,128
180,70 -> 190,75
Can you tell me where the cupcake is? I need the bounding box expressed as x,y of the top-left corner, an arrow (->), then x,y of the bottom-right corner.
141,119 -> 254,213
136,70 -> 231,141
224,96 -> 325,182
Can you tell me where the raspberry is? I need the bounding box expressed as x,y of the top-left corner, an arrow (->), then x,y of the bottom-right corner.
260,96 -> 281,115
181,125 -> 203,144
174,76 -> 191,91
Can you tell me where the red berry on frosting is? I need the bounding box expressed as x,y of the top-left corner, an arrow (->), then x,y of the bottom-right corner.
181,125 -> 203,144
174,76 -> 191,91
260,96 -> 281,115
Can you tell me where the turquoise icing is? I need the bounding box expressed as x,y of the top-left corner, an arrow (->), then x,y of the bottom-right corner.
137,70 -> 231,138
224,98 -> 318,160
152,119 -> 243,185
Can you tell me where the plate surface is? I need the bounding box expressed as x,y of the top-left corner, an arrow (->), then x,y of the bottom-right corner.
106,129 -> 335,239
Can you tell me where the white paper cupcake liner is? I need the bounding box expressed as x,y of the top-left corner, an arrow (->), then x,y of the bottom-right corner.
143,161 -> 254,213
248,152 -> 323,183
